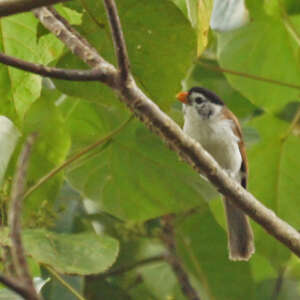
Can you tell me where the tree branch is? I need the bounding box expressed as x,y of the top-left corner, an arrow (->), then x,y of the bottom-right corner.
9,134 -> 40,300
34,0 -> 300,258
161,215 -> 201,300
0,0 -> 68,17
0,52 -> 109,81
103,0 -> 130,83
0,274 -> 32,300
33,6 -> 117,88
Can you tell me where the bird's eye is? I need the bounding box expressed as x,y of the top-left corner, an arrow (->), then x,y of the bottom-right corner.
195,97 -> 204,104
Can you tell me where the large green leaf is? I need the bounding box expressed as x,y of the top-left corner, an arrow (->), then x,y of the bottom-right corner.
24,229 -> 119,275
217,17 -> 300,112
55,0 -> 196,110
65,101 -> 217,221
177,210 -> 254,300
0,228 -> 119,275
0,13 -> 41,120
23,90 -> 70,223
248,113 -> 300,266
249,114 -> 300,265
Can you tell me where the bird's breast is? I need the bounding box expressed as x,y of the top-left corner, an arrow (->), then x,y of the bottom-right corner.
183,116 -> 242,174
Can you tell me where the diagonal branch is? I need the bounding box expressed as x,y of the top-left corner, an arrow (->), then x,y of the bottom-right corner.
33,6 -> 117,88
0,52 -> 108,81
35,0 -> 300,258
0,274 -> 32,300
0,0 -> 68,17
161,215 -> 201,300
9,134 -> 40,300
103,0 -> 130,83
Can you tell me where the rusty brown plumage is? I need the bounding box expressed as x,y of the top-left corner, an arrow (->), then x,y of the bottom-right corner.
222,107 -> 248,188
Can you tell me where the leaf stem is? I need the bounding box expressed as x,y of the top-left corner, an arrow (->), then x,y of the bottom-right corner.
200,61 -> 300,91
23,116 -> 133,199
44,266 -> 87,300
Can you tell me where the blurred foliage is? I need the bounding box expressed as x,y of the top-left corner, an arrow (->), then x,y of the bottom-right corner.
1,1 -> 300,300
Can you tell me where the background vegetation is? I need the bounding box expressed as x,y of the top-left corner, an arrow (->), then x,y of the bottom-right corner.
1,0 -> 300,299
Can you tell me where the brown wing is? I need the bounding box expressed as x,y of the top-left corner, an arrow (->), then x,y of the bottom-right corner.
222,108 -> 248,188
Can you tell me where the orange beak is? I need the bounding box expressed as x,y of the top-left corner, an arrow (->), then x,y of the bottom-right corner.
176,91 -> 188,104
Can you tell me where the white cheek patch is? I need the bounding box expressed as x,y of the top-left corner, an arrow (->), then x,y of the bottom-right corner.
190,93 -> 206,102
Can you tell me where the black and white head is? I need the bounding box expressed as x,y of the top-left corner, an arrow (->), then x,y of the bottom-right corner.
177,87 -> 224,120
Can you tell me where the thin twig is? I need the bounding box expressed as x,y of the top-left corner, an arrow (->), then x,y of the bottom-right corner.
0,0 -> 68,17
199,61 -> 300,91
103,0 -> 130,83
0,52 -> 106,81
0,274 -> 31,300
161,215 -> 201,300
24,116 -> 133,199
101,255 -> 165,278
9,134 -> 40,300
33,6 -> 117,88
271,268 -> 286,300
44,266 -> 87,300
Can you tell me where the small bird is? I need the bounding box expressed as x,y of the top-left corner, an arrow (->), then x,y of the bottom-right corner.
177,86 -> 254,261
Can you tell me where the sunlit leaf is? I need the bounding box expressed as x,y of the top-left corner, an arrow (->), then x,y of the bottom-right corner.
0,13 -> 41,120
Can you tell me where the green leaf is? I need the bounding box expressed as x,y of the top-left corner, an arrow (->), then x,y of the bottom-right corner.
25,229 -> 119,275
66,101 -> 217,221
248,113 -> 300,266
23,90 -> 70,223
41,269 -> 83,300
245,0 -> 265,19
0,228 -> 119,275
84,279 -> 132,300
283,0 -> 300,15
55,4 -> 82,25
177,210 -> 254,300
55,0 -> 196,110
217,17 -> 300,112
264,0 -> 281,17
0,13 -> 41,120
134,240 -> 192,300
0,117 -> 20,186
171,0 -> 188,17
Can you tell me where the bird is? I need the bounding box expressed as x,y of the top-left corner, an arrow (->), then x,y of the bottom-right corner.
177,86 -> 254,261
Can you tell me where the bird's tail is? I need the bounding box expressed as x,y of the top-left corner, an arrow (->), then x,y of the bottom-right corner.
223,198 -> 255,261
